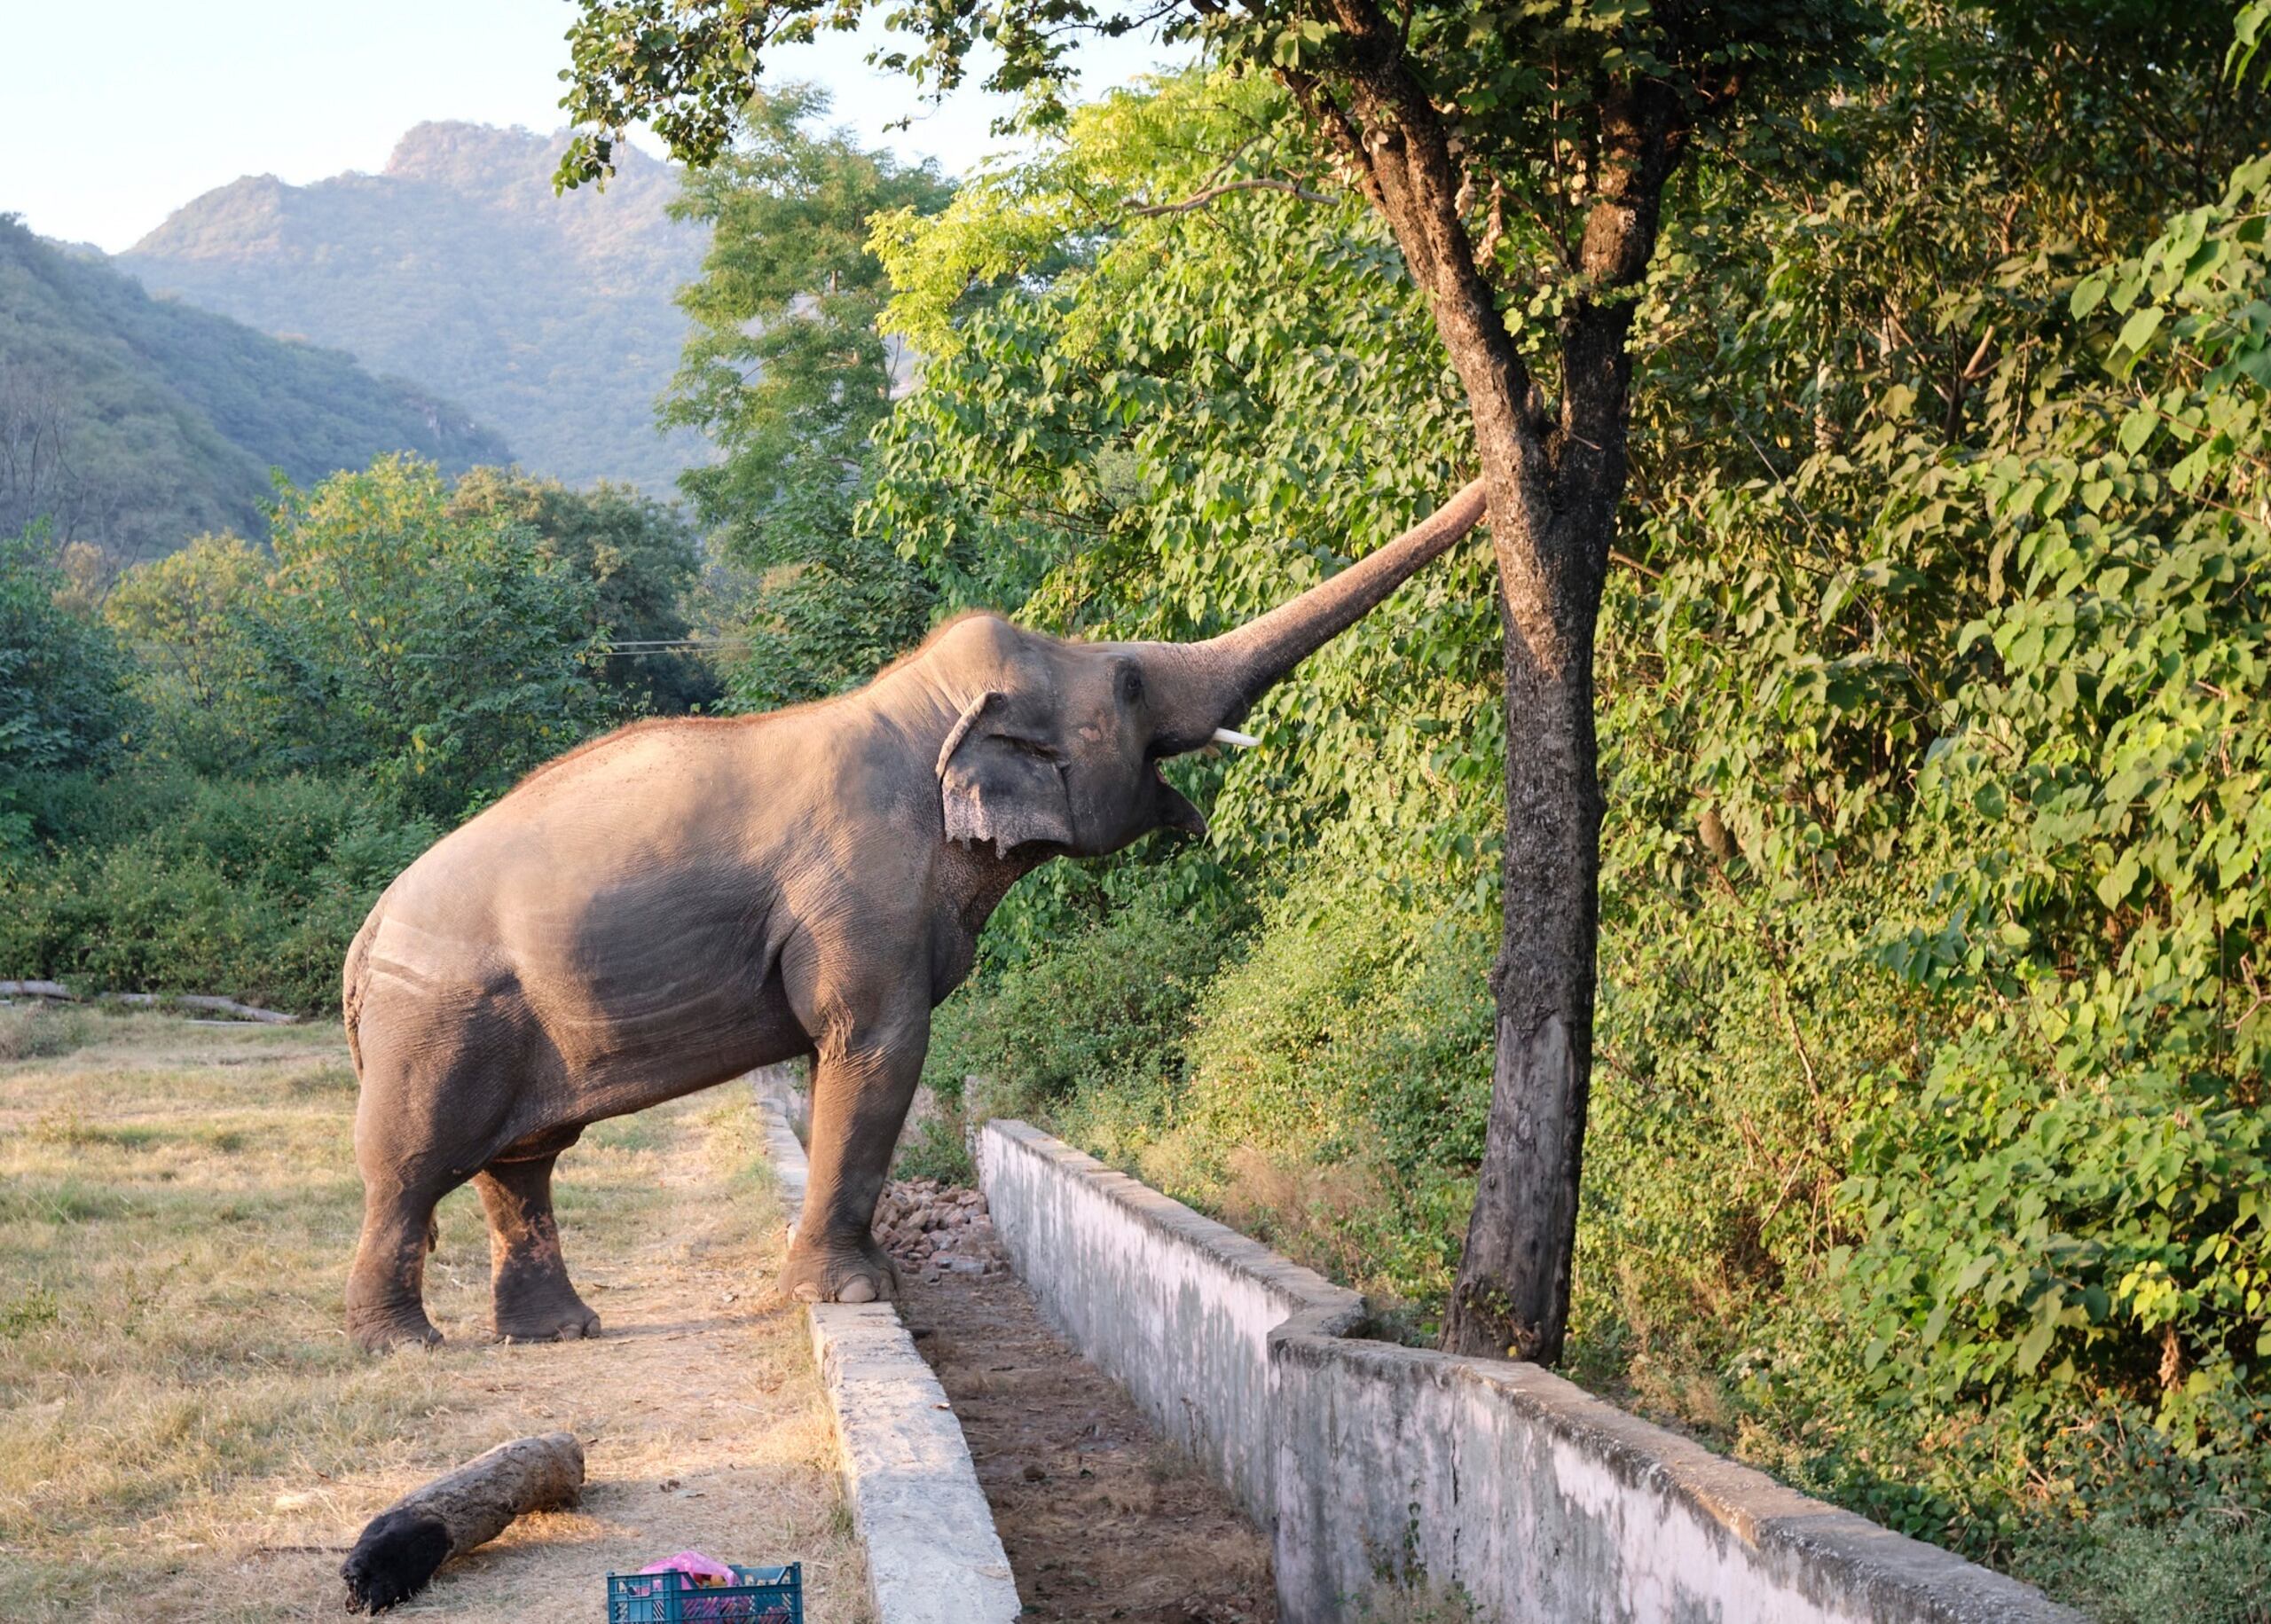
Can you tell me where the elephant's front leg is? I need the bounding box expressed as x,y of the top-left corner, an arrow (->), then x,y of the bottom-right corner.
782,1006 -> 930,1304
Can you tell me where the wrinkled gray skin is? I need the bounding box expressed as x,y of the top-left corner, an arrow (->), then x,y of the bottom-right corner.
342,482 -> 1487,1349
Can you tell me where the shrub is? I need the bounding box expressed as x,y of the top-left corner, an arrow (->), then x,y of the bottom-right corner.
0,770 -> 434,1014
0,528 -> 134,847
924,887 -> 1237,1126
0,1005 -> 97,1063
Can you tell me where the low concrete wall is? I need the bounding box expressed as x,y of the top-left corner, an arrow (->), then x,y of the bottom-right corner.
755,1098 -> 1020,1624
977,1120 -> 2077,1624
978,1118 -> 1360,1520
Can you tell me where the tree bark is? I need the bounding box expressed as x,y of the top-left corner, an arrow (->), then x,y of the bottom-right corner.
1443,516 -> 1606,1361
1439,79 -> 1687,1363
1277,0 -> 1691,1363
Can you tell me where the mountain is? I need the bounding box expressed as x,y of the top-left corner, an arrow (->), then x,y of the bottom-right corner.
117,122 -> 712,498
0,214 -> 510,562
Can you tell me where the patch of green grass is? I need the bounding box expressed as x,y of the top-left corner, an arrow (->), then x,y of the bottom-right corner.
0,1283 -> 59,1337
287,1058 -> 359,1095
587,1114 -> 660,1152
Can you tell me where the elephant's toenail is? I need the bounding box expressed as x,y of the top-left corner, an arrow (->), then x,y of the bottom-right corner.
792,1282 -> 821,1303
838,1278 -> 877,1304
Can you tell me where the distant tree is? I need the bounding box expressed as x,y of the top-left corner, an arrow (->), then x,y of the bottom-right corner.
103,534 -> 274,774
103,459 -> 617,819
446,467 -> 717,713
560,0 -> 1873,1358
0,359 -> 106,550
661,88 -> 955,708
260,458 -> 619,816
0,525 -> 134,849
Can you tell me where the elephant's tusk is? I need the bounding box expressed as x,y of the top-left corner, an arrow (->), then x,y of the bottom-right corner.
1211,727 -> 1261,749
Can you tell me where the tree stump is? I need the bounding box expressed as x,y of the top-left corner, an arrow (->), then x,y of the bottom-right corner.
341,1431 -> 585,1612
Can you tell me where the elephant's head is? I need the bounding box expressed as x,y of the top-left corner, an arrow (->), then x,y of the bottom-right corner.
927,479 -> 1489,859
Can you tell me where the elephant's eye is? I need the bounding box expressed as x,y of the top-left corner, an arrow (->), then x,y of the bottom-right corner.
1119,665 -> 1144,704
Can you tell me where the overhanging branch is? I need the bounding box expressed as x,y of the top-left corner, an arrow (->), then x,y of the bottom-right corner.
1122,177 -> 1337,216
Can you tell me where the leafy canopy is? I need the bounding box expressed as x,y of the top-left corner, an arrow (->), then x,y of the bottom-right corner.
663,88 -> 953,709
104,458 -> 618,820
0,526 -> 133,851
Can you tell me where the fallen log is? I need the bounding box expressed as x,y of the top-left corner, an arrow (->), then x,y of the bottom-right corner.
0,982 -> 300,1024
341,1432 -> 585,1613
109,992 -> 300,1024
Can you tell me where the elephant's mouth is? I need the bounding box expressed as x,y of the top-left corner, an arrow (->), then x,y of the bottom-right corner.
1145,752 -> 1210,839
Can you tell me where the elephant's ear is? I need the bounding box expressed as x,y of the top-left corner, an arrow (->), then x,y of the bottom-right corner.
936,690 -> 1076,856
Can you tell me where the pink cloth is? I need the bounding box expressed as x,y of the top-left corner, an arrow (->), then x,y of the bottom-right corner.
638,1549 -> 737,1585
625,1553 -> 794,1621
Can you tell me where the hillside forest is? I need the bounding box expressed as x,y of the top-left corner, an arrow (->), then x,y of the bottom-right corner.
0,216 -> 509,561
5,3 -> 2270,1618
117,122 -> 713,498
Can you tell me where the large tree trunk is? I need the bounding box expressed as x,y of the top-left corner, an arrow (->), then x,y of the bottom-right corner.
1278,8 -> 1686,1362
1442,502 -> 1610,1361
1431,87 -> 1675,1364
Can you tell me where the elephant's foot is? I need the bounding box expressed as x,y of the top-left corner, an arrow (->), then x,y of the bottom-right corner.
491,1269 -> 601,1344
349,1305 -> 444,1353
782,1234 -> 900,1306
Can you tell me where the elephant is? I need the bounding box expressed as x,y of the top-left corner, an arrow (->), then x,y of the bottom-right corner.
340,479 -> 1488,1349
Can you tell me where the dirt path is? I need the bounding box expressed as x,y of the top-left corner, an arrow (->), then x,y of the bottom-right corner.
342,1094 -> 870,1622
886,1183 -> 1277,1624
0,1019 -> 866,1624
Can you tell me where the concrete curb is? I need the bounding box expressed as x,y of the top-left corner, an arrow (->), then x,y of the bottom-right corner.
978,1118 -> 2080,1624
807,1305 -> 1021,1624
755,1097 -> 809,1215
751,1097 -> 1020,1624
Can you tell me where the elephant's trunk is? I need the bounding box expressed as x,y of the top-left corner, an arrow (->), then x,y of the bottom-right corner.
1148,478 -> 1489,749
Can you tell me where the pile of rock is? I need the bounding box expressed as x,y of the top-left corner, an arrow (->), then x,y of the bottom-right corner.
875,1178 -> 1011,1283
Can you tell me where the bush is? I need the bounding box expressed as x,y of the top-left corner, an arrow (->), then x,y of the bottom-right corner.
0,528 -> 134,847
924,887 -> 1234,1126
2014,1509 -> 2271,1624
0,1005 -> 97,1063
104,458 -> 623,822
0,770 -> 435,1014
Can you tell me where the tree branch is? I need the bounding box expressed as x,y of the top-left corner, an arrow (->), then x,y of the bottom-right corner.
1121,177 -> 1336,216
1303,0 -> 1546,450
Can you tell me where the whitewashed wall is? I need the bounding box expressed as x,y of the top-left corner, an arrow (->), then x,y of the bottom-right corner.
978,1120 -> 2078,1624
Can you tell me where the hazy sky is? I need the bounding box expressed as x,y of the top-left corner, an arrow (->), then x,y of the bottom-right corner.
15,0 -> 1186,253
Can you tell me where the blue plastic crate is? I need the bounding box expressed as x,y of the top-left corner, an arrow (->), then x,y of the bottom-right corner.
606,1563 -> 803,1623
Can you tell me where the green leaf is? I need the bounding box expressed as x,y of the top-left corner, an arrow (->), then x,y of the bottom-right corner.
2116,306 -> 2166,355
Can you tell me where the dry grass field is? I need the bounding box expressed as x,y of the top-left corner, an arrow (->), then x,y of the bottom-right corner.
0,1005 -> 868,1622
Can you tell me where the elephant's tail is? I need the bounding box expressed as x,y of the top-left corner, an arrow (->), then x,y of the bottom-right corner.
342,903 -> 381,1080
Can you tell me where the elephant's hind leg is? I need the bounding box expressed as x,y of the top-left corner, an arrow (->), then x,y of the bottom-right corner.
475,1149 -> 601,1343
347,1165 -> 452,1352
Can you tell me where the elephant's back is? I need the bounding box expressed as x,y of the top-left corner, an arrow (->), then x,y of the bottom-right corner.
358,718 -> 807,1032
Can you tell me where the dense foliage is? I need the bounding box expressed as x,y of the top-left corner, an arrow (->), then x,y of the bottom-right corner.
0,528 -> 133,847
0,215 -> 508,561
445,467 -> 715,714
102,458 -> 617,819
662,90 -> 953,708
1,456 -> 691,1010
0,768 -> 436,1015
